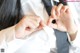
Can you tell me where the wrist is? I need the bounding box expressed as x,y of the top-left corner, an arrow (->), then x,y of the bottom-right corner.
67,22 -> 77,34
68,29 -> 77,41
68,27 -> 77,34
67,25 -> 78,41
67,27 -> 77,35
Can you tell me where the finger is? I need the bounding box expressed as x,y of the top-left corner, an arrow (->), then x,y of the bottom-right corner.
25,20 -> 40,30
40,20 -> 46,27
24,16 -> 41,28
56,4 -> 63,16
66,7 -> 71,14
32,16 -> 41,24
51,6 -> 57,18
26,21 -> 38,30
37,20 -> 46,30
49,23 -> 57,29
47,16 -> 53,25
47,16 -> 57,29
24,15 -> 41,24
61,6 -> 69,13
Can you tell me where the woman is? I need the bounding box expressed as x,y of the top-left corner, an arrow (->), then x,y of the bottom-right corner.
0,0 -> 79,53
0,0 -> 56,53
50,4 -> 80,53
0,0 -> 44,42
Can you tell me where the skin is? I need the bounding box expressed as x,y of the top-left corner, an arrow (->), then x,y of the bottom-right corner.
47,4 -> 77,41
15,4 -> 77,41
15,15 -> 45,39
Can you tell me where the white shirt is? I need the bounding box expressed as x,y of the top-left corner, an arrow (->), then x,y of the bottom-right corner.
0,0 -> 56,53
0,0 -> 80,53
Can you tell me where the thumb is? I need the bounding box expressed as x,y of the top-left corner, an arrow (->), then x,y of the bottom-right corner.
38,20 -> 46,30
48,23 -> 58,29
40,20 -> 46,27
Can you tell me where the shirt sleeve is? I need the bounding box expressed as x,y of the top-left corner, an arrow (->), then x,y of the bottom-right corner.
67,25 -> 80,53
68,26 -> 80,47
0,25 -> 15,46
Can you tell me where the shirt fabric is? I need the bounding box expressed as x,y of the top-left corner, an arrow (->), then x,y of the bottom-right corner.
1,0 -> 56,53
15,0 -> 57,53
0,0 -> 80,53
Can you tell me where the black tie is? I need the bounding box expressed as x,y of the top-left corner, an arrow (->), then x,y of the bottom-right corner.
42,0 -> 60,16
42,0 -> 67,16
42,0 -> 67,23
42,0 -> 60,23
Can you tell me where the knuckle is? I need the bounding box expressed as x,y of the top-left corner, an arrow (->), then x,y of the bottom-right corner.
36,16 -> 41,20
59,3 -> 63,6
35,17 -> 41,23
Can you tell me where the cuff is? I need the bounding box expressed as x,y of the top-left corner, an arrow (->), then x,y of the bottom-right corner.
67,26 -> 80,48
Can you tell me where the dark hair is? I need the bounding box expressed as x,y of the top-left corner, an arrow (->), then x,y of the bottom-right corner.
0,0 -> 22,30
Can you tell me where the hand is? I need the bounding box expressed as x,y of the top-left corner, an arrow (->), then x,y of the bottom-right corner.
47,4 -> 67,32
47,4 -> 78,41
47,4 -> 77,33
15,15 -> 44,39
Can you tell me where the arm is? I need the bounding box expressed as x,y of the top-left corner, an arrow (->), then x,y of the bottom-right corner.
48,3 -> 80,45
0,15 -> 44,53
0,15 -> 44,45
67,25 -> 80,47
0,26 -> 15,45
